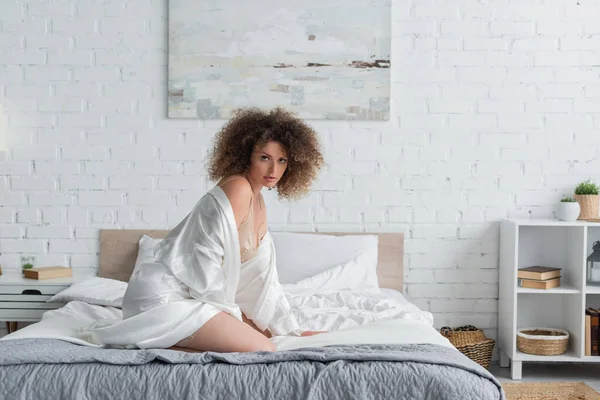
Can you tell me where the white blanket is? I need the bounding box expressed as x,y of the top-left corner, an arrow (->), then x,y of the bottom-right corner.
1,288 -> 450,351
1,300 -> 452,352
288,290 -> 433,332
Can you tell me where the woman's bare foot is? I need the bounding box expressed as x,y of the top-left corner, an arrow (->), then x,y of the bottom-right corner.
300,331 -> 327,337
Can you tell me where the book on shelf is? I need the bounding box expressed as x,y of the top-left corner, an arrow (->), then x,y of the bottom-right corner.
23,266 -> 72,280
518,276 -> 561,289
517,266 -> 561,281
586,312 -> 592,356
586,308 -> 599,356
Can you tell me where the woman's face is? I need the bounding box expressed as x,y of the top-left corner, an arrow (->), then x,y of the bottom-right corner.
247,140 -> 288,190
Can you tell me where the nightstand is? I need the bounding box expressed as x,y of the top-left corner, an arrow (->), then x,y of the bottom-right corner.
0,272 -> 73,334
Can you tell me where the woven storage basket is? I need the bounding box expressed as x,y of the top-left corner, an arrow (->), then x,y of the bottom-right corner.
440,325 -> 495,369
516,327 -> 568,356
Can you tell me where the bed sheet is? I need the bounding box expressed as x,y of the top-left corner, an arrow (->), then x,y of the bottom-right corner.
1,288 -> 433,349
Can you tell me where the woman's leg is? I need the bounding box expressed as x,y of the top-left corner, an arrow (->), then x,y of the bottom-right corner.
242,313 -> 272,338
173,311 -> 275,353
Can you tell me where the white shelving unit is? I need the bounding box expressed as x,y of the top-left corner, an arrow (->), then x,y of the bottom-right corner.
499,219 -> 600,380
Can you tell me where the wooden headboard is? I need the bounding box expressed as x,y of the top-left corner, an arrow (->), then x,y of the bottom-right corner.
99,230 -> 404,291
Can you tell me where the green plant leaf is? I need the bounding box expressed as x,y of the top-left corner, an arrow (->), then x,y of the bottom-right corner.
575,179 -> 599,195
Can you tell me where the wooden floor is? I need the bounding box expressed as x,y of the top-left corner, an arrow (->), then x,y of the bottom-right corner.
490,362 -> 600,392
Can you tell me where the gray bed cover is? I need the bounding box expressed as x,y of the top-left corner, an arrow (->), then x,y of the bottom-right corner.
0,339 -> 504,400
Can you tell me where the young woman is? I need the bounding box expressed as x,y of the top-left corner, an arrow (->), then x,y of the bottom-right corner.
84,107 -> 325,353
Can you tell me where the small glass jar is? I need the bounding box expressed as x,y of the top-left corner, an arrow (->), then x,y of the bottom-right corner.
20,255 -> 37,272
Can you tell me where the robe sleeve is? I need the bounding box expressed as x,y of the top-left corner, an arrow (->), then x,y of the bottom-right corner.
153,194 -> 242,321
235,235 -> 301,336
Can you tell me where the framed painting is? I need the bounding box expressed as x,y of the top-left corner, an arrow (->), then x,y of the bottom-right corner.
168,0 -> 391,120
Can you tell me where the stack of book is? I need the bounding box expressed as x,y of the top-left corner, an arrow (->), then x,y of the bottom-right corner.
517,266 -> 561,289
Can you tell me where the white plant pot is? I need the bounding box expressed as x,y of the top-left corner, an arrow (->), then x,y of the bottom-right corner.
557,202 -> 581,221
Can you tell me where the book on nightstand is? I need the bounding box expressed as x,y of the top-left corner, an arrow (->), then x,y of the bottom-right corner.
518,276 -> 561,289
23,267 -> 72,280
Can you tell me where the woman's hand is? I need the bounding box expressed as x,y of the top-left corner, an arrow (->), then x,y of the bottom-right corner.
300,331 -> 327,337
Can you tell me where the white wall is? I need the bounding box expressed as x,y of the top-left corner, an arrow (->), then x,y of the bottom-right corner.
1,0 -> 600,342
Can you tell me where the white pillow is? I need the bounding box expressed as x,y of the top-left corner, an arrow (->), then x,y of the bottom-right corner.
281,256 -> 380,296
131,234 -> 163,279
272,232 -> 379,292
47,277 -> 127,308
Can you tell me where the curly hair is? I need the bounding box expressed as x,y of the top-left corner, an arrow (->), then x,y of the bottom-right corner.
207,107 -> 324,200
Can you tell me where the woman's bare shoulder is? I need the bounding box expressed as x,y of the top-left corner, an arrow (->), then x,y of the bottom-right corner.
218,175 -> 252,197
218,176 -> 253,227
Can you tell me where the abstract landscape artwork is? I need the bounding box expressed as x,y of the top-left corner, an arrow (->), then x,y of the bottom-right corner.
168,0 -> 391,120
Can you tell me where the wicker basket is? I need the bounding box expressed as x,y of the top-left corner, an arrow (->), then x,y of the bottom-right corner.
440,325 -> 495,369
517,327 -> 569,356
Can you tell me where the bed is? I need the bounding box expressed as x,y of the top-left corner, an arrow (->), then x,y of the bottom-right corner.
0,230 -> 504,400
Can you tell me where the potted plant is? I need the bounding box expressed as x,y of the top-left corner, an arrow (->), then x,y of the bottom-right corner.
21,263 -> 34,275
575,180 -> 600,220
20,255 -> 36,275
557,197 -> 580,221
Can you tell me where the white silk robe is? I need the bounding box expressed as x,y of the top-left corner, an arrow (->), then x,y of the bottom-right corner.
82,186 -> 301,349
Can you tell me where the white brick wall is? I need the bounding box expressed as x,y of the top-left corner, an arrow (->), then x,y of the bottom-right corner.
1,0 -> 600,345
